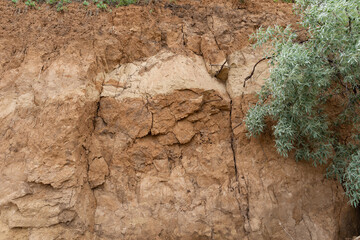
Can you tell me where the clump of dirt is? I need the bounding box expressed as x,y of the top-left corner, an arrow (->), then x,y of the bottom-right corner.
0,0 -> 296,79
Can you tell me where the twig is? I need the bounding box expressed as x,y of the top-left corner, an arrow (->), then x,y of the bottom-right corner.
243,57 -> 271,87
232,122 -> 242,131
215,60 -> 228,78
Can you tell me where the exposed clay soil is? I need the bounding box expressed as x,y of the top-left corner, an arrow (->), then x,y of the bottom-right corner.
8,1 -> 359,239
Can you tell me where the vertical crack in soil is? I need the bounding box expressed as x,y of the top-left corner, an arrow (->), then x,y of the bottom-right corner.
228,95 -> 251,234
83,74 -> 106,237
229,99 -> 239,180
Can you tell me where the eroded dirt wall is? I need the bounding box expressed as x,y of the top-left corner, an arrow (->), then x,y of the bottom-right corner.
0,1 -> 359,239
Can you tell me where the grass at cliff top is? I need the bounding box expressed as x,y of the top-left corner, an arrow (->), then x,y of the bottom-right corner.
10,0 -> 145,12
11,0 -> 294,12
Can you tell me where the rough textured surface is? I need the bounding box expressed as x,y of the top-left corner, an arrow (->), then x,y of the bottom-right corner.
100,51 -> 227,99
0,41 -> 98,239
90,54 -> 242,239
0,0 -> 359,239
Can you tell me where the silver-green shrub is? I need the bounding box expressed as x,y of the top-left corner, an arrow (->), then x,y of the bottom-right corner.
245,0 -> 360,207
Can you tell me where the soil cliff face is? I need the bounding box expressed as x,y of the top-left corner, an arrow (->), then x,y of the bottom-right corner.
0,0 -> 359,239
